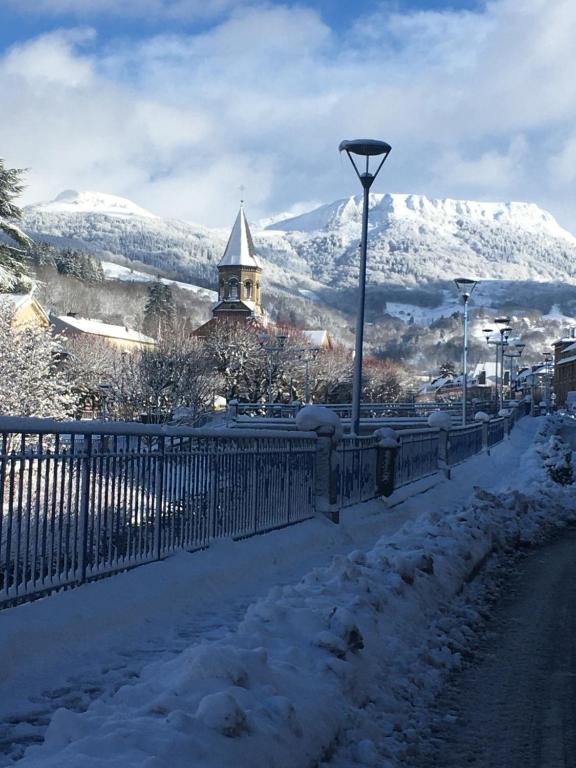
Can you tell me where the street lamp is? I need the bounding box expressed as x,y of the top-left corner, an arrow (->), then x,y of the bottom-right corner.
294,347 -> 319,404
483,318 -> 512,411
503,342 -> 525,401
258,333 -> 288,406
454,277 -> 478,425
339,138 -> 392,435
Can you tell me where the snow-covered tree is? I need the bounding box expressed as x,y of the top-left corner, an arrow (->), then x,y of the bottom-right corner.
0,159 -> 32,291
0,305 -> 74,419
143,282 -> 175,340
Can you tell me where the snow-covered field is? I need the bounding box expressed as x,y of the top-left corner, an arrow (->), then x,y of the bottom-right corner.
101,261 -> 218,300
1,416 -> 574,767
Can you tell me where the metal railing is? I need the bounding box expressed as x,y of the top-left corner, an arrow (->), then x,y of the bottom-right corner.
394,429 -> 441,488
446,423 -> 484,465
0,418 -> 316,608
0,404 -> 528,610
487,418 -> 506,447
232,401 -> 497,421
336,435 -> 378,508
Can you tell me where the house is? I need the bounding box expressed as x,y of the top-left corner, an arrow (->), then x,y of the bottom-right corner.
0,293 -> 50,329
553,332 -> 576,406
50,313 -> 156,351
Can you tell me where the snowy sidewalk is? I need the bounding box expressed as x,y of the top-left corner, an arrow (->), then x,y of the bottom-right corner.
0,417 -> 547,765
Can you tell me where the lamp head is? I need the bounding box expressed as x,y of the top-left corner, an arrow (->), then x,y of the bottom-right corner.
339,138 -> 392,188
454,277 -> 478,300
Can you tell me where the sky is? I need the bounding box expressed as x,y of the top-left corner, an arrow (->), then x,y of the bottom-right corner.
0,0 -> 575,230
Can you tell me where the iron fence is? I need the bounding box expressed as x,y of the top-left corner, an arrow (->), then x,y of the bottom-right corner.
0,419 -> 316,608
394,429 -> 441,487
487,418 -> 506,447
336,435 -> 378,507
446,423 -> 484,465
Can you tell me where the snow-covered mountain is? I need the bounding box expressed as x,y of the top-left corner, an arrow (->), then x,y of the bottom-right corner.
22,190 -> 576,308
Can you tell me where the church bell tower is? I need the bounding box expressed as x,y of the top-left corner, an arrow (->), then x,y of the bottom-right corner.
212,205 -> 263,321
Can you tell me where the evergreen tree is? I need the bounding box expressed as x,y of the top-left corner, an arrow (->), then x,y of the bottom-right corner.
439,360 -> 457,378
143,282 -> 175,339
0,159 -> 32,291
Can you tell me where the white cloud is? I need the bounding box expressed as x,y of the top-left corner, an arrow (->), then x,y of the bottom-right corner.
1,0 -> 576,229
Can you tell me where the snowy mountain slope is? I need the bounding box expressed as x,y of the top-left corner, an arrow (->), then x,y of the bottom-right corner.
266,193 -> 576,287
21,190 -> 576,316
100,261 -> 218,300
29,190 -> 159,219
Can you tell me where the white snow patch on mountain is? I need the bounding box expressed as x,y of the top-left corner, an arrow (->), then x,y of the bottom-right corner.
101,261 -> 217,300
26,190 -> 159,220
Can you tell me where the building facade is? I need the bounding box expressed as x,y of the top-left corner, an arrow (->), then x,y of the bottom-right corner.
553,333 -> 576,406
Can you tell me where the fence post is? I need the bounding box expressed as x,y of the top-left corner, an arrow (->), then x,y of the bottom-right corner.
77,434 -> 92,585
373,428 -> 399,497
154,436 -> 165,561
313,426 -> 341,524
437,429 -> 451,479
482,421 -> 489,453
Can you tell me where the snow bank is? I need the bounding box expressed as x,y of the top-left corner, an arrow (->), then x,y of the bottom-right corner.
474,411 -> 491,422
15,417 -> 576,768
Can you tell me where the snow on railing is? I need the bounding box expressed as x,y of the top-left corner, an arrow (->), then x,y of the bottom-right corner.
0,402 -> 529,609
0,420 -> 317,608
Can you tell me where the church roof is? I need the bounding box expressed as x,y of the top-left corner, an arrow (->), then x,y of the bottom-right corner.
218,206 -> 261,269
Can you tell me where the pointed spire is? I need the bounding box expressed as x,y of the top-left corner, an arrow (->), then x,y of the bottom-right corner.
218,207 -> 261,269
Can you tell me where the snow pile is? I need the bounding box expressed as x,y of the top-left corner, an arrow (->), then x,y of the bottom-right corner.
14,417 -> 575,768
295,405 -> 343,439
427,411 -> 452,430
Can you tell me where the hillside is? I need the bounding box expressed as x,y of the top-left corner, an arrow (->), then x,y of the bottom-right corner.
20,189 -> 576,370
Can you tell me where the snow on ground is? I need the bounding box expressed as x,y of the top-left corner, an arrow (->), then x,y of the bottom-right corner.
2,417 -> 573,767
101,261 -> 218,300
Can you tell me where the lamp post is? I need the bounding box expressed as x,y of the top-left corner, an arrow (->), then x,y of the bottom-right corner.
294,347 -> 319,404
503,342 -> 525,401
258,333 -> 288,405
339,139 -> 392,435
454,277 -> 478,425
483,317 -> 512,412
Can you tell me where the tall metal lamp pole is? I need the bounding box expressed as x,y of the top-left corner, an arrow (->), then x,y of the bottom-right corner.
454,278 -> 478,425
339,139 -> 392,435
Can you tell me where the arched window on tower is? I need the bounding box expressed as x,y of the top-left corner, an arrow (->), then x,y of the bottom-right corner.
244,280 -> 252,300
228,278 -> 239,300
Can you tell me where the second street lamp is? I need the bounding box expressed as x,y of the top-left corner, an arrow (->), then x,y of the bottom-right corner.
339,138 -> 392,435
454,277 -> 478,425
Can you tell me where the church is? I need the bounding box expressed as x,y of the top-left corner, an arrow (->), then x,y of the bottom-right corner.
194,205 -> 264,336
194,205 -> 332,350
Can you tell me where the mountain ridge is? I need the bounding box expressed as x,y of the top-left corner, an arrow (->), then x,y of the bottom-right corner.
21,190 -> 576,303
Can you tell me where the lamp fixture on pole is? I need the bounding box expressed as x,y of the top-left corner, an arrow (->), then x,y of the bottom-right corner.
454,277 -> 478,425
339,138 -> 392,435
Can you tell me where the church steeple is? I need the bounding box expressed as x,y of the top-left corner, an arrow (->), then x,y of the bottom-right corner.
213,205 -> 263,320
218,206 -> 261,270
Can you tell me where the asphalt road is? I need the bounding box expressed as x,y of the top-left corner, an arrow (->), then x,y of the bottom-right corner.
421,526 -> 576,768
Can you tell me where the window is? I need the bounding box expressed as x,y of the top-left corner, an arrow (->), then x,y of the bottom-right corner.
228,278 -> 239,300
245,280 -> 252,299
